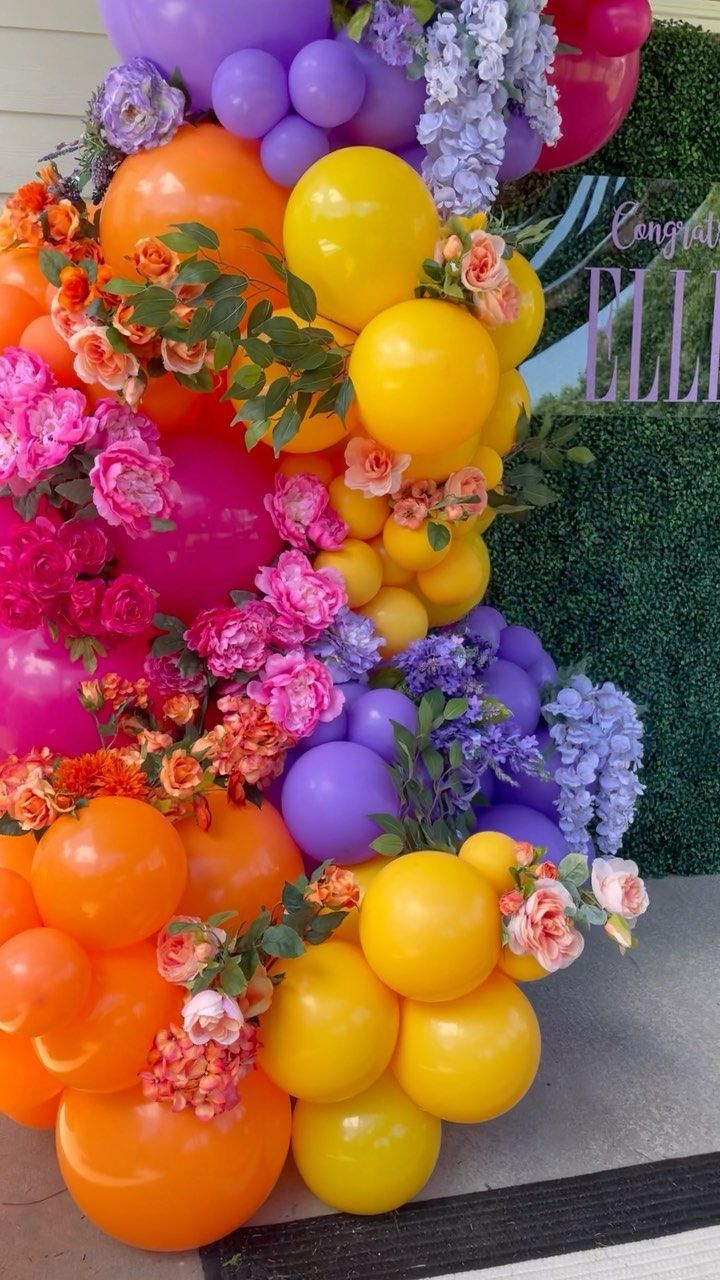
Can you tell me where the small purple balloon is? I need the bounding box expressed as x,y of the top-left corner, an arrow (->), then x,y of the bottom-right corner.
498,625 -> 544,670
529,650 -> 559,688
498,111 -> 543,183
466,605 -> 506,650
396,143 -> 425,175
212,49 -> 289,139
298,710 -> 348,751
281,741 -> 399,866
289,38 -> 366,129
339,680 -> 370,708
347,688 -> 418,764
261,114 -> 329,187
494,728 -> 562,819
473,803 -> 569,864
334,34 -> 425,151
482,659 -> 541,735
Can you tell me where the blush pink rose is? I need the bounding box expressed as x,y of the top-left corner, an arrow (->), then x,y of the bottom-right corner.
344,437 -> 411,498
160,338 -> 208,376
157,917 -> 224,985
69,324 -> 140,392
475,277 -> 521,329
443,465 -> 489,522
506,879 -> 585,973
591,857 -> 649,920
89,438 -> 179,538
85,399 -> 159,450
100,573 -> 156,636
256,549 -> 347,646
182,990 -> 244,1046
499,889 -> 525,916
67,578 -> 106,635
461,232 -> 509,294
185,601 -> 274,678
248,649 -> 344,738
263,472 -> 347,552
0,347 -> 56,412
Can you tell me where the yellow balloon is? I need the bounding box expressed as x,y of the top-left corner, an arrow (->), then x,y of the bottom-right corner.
315,539 -> 383,608
417,538 -> 490,607
329,477 -> 390,540
360,851 -> 500,1002
259,941 -> 399,1103
382,517 -> 451,574
359,587 -> 428,658
487,253 -> 545,373
394,971 -> 541,1123
416,589 -> 485,628
283,147 -> 439,332
481,370 -> 531,456
292,1072 -> 441,1216
459,831 -> 519,895
403,435 -> 481,483
498,948 -> 549,983
476,507 -> 497,534
369,537 -> 414,588
336,858 -> 387,945
350,301 -> 500,453
470,444 -> 504,489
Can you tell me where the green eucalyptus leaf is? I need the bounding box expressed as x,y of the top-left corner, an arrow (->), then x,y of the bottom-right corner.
370,833 -> 405,858
427,521 -> 451,552
261,924 -> 306,959
558,853 -> 590,887
171,222 -> 220,251
38,248 -> 70,286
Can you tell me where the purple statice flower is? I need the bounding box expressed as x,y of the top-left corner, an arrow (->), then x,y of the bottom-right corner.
370,0 -> 423,68
98,58 -> 185,155
396,631 -> 493,700
311,607 -> 383,683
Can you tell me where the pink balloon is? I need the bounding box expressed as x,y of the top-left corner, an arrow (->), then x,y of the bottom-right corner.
587,0 -> 652,58
113,432 -> 282,622
0,628 -> 147,757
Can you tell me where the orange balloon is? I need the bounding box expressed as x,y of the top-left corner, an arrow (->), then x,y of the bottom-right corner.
278,451 -> 335,485
0,834 -> 35,882
137,372 -> 204,436
0,1031 -> 61,1114
0,247 -> 52,308
0,868 -> 42,947
0,283 -> 43,350
34,941 -> 181,1092
57,1070 -> 291,1250
175,790 -> 302,924
31,798 -> 187,952
100,123 -> 287,301
0,927 -> 92,1037
19,314 -> 80,388
2,1091 -> 60,1130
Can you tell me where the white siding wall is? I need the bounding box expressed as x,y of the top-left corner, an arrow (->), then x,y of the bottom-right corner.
0,1 -> 717,202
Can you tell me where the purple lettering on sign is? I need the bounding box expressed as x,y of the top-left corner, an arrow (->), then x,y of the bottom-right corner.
628,269 -> 661,403
585,266 -> 621,402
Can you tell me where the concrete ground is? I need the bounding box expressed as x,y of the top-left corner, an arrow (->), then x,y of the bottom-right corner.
1,875 -> 718,1279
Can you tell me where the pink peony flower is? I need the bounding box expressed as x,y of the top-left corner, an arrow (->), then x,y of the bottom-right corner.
18,537 -> 75,600
157,917 -> 224,985
591,857 -> 649,920
160,338 -> 208,376
69,324 -> 140,392
474,277 -> 521,329
67,578 -> 106,635
84,398 -> 159,451
144,652 -> 208,699
248,648 -> 344,738
392,497 -> 428,530
182,989 -> 244,1047
0,347 -> 56,412
57,521 -> 109,575
309,507 -> 348,551
461,232 -> 510,294
100,573 -> 156,636
0,425 -> 21,484
89,438 -> 179,538
15,388 -> 90,482
185,601 -> 274,678
264,472 -> 347,553
506,879 -> 585,973
443,465 -> 489,522
0,580 -> 43,630
344,437 -> 410,498
256,549 -> 347,646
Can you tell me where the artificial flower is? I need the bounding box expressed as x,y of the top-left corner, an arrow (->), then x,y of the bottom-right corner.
89,438 -> 179,538
98,58 -> 185,155
182,989 -> 244,1047
591,856 -> 649,921
248,649 -> 344,739
256,549 -> 347,646
159,749 -> 204,800
344,437 -> 411,498
69,324 -> 140,393
506,878 -> 585,972
156,917 -> 225,985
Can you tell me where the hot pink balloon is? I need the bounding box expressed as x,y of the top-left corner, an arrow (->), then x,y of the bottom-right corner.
113,431 -> 282,622
587,0 -> 652,58
0,628 -> 147,757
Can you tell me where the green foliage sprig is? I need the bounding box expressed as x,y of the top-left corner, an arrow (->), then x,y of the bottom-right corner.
490,410 -> 595,517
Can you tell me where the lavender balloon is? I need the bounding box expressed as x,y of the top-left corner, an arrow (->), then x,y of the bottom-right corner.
334,34 -> 425,151
466,605 -> 506,651
298,710 -> 348,751
289,39 -> 366,129
482,659 -> 541,735
98,0 -> 332,111
494,728 -> 562,819
261,115 -> 329,187
282,741 -> 399,866
497,111 -> 543,183
212,49 -> 289,139
473,803 -> 569,864
396,144 -> 425,175
529,650 -> 559,688
498,625 -> 544,670
347,689 -> 418,764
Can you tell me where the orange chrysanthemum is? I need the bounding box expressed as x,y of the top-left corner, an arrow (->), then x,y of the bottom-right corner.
55,749 -> 150,802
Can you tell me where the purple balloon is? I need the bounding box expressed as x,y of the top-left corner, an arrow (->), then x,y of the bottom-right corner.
98,0 -> 332,111
281,741 -> 399,866
466,605 -> 506,650
482,659 -> 541,735
494,728 -> 562,819
338,680 -> 369,708
261,114 -> 329,187
497,111 -> 543,183
528,650 -> 559,688
212,49 -> 289,139
497,625 -> 543,669
396,144 -> 425,175
289,39 -> 366,129
334,34 -> 425,151
347,688 -> 418,764
298,710 -> 348,751
473,803 -> 569,864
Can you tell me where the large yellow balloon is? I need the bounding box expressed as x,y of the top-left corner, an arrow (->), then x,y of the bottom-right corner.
360,852 -> 500,1002
328,477 -> 390,540
417,538 -> 489,607
487,253 -> 545,373
459,831 -> 519,895
394,971 -> 542,1123
283,147 -> 439,332
315,538 -> 383,608
292,1072 -> 441,1216
382,517 -> 451,574
359,586 -> 429,658
403,434 -> 481,482
351,301 -> 500,453
481,370 -> 531,456
259,940 -> 399,1103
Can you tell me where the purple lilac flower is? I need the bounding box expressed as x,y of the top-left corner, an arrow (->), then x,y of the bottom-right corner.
98,58 -> 185,155
396,631 -> 493,700
311,607 -> 383,683
370,0 -> 423,68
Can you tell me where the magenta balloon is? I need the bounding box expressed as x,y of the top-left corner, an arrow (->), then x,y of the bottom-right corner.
97,0 -> 332,111
0,628 -> 147,757
281,741 -> 399,866
113,433 -> 281,622
536,39 -> 640,171
473,803 -> 569,865
334,35 -> 425,151
587,0 -> 652,57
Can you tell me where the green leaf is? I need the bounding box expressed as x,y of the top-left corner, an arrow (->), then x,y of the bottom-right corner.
281,882 -> 307,912
229,363 -> 265,395
210,294 -> 246,334
558,853 -> 590,887
286,272 -> 317,323
370,833 -> 405,858
131,287 -> 177,329
159,231 -> 203,254
265,376 -> 291,418
150,517 -> 177,533
38,248 -> 70,286
219,960 -> 248,998
247,298 -> 274,336
105,326 -> 131,355
443,698 -> 468,721
566,446 -> 595,466
105,276 -> 145,296
229,590 -> 255,607
171,222 -> 220,251
421,747 -> 444,781
261,924 -> 306,959
427,521 -> 451,552
202,274 -> 248,304
55,478 -> 93,507
151,632 -> 183,658
176,258 -> 221,286
409,0 -> 436,22
245,419 -> 270,451
213,331 -> 235,372
240,226 -> 278,248
421,688 -> 444,722
272,403 -> 302,452
368,812 -> 406,839
240,336 -> 274,368
346,2 -> 372,40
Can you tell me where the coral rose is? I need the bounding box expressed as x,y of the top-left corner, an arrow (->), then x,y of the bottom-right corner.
45,199 -> 81,250
160,338 -> 208,376
69,325 -> 140,392
344,438 -> 410,498
591,857 -> 649,920
133,237 -> 180,286
443,465 -> 488,522
160,749 -> 204,799
461,232 -> 509,294
157,916 -> 224,985
239,965 -> 274,1019
58,265 -> 92,313
506,879 -> 585,973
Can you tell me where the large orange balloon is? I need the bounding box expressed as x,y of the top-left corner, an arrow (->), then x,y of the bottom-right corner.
0,868 -> 42,946
57,1070 -> 291,1250
0,283 -> 43,350
0,247 -> 52,308
0,1031 -> 61,1114
175,790 -> 302,923
32,798 -> 187,951
19,315 -> 81,388
34,941 -> 181,1092
100,123 -> 287,301
0,834 -> 35,881
2,1091 -> 60,1130
0,927 -> 92,1037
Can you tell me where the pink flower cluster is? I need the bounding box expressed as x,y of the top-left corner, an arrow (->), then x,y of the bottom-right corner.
264,472 -> 347,553
140,1020 -> 259,1121
393,467 -> 488,530
248,649 -> 344,739
344,438 -> 410,499
185,600 -> 275,679
440,230 -> 521,329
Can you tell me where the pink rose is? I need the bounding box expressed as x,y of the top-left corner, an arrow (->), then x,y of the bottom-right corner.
443,466 -> 488,522
144,652 -> 208,699
499,889 -> 525,916
18,537 -> 75,600
157,917 -> 225,985
182,989 -> 244,1047
256,549 -> 347,646
0,348 -> 56,412
0,581 -> 43,630
506,879 -> 585,973
344,438 -> 410,498
89,438 -> 179,538
57,521 -> 109,574
514,841 -> 536,867
67,578 -> 106,635
434,233 -> 463,264
264,472 -> 346,552
15,388 -> 89,482
161,338 -> 208,376
100,573 -> 156,636
51,296 -> 85,344
69,324 -> 140,393
392,497 -> 428,530
85,399 -> 159,451
591,857 -> 649,920
185,601 -> 274,678
248,649 -> 344,738
461,232 -> 510,294
474,277 -> 521,329
308,507 -> 347,551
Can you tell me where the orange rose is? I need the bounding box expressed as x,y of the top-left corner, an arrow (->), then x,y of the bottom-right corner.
45,199 -> 81,249
306,865 -> 360,911
69,325 -> 140,392
133,237 -> 180,286
8,776 -> 56,832
58,265 -> 92,313
160,338 -> 208,376
52,792 -> 77,816
160,749 -> 204,799
162,694 -> 200,727
114,301 -> 157,346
